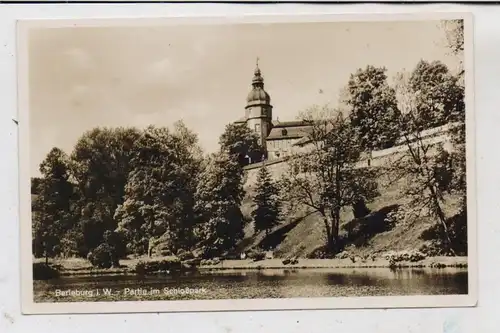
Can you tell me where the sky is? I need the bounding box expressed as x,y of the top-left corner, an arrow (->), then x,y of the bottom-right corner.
28,19 -> 461,177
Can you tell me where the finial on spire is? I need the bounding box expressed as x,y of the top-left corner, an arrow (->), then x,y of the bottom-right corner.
254,57 -> 261,76
252,57 -> 264,86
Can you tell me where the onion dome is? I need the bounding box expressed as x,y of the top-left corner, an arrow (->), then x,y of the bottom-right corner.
246,59 -> 271,105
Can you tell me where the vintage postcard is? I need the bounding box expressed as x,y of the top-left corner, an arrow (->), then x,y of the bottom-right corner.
18,12 -> 476,314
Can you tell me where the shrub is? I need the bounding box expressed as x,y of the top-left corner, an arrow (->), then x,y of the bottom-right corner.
430,262 -> 446,269
420,210 -> 468,256
282,257 -> 298,265
134,261 -> 147,275
200,259 -> 219,266
177,250 -> 195,261
33,262 -> 60,280
384,210 -> 398,229
87,243 -> 119,269
419,242 -> 443,256
103,230 -> 127,259
307,245 -> 329,259
247,249 -> 266,261
343,205 -> 399,246
134,256 -> 182,275
384,250 -> 426,264
335,251 -> 350,259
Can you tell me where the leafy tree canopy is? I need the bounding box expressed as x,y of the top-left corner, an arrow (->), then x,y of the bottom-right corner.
194,151 -> 246,257
344,65 -> 402,150
408,60 -> 464,129
115,125 -> 201,255
32,147 -> 75,261
219,123 -> 264,166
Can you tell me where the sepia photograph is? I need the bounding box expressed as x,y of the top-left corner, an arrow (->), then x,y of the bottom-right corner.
17,13 -> 475,313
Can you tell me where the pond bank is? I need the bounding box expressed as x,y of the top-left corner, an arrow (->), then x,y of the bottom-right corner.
34,256 -> 468,278
197,257 -> 468,271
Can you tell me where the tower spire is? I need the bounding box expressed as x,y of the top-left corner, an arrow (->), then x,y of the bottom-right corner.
252,57 -> 263,86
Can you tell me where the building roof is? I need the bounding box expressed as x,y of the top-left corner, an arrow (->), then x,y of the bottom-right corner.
266,125 -> 312,140
271,120 -> 312,128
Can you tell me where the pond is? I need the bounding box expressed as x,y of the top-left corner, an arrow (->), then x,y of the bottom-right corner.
33,267 -> 468,302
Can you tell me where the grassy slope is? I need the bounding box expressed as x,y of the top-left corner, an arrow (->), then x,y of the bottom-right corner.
240,166 -> 462,259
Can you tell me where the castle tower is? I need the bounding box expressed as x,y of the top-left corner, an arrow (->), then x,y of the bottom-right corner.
245,58 -> 273,148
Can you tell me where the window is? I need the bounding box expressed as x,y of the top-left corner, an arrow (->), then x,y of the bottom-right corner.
282,129 -> 288,136
255,124 -> 261,133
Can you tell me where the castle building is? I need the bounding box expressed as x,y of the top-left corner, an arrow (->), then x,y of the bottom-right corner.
234,60 -> 313,160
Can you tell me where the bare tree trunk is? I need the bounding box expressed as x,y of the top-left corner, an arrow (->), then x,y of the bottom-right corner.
332,209 -> 341,253
332,165 -> 342,253
44,241 -> 49,265
428,184 -> 456,256
323,217 -> 333,251
148,237 -> 154,258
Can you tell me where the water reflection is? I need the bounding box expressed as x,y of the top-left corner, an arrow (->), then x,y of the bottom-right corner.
34,267 -> 468,302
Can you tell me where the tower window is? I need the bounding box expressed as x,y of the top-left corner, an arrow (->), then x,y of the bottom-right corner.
255,124 -> 261,132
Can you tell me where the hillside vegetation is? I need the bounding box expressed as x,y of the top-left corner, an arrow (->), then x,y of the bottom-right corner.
239,164 -> 462,259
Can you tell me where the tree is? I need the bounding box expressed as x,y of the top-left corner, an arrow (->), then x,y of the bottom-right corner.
172,120 -> 204,161
32,148 -> 75,263
194,152 -> 246,257
70,127 -> 141,254
114,126 -> 199,256
442,19 -> 466,199
170,120 -> 204,250
443,19 -> 467,248
219,123 -> 264,166
31,177 -> 43,195
344,65 -> 401,150
281,106 -> 379,253
252,166 -> 281,237
442,19 -> 464,82
408,60 -> 464,129
393,72 -> 463,255
444,19 -> 464,55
